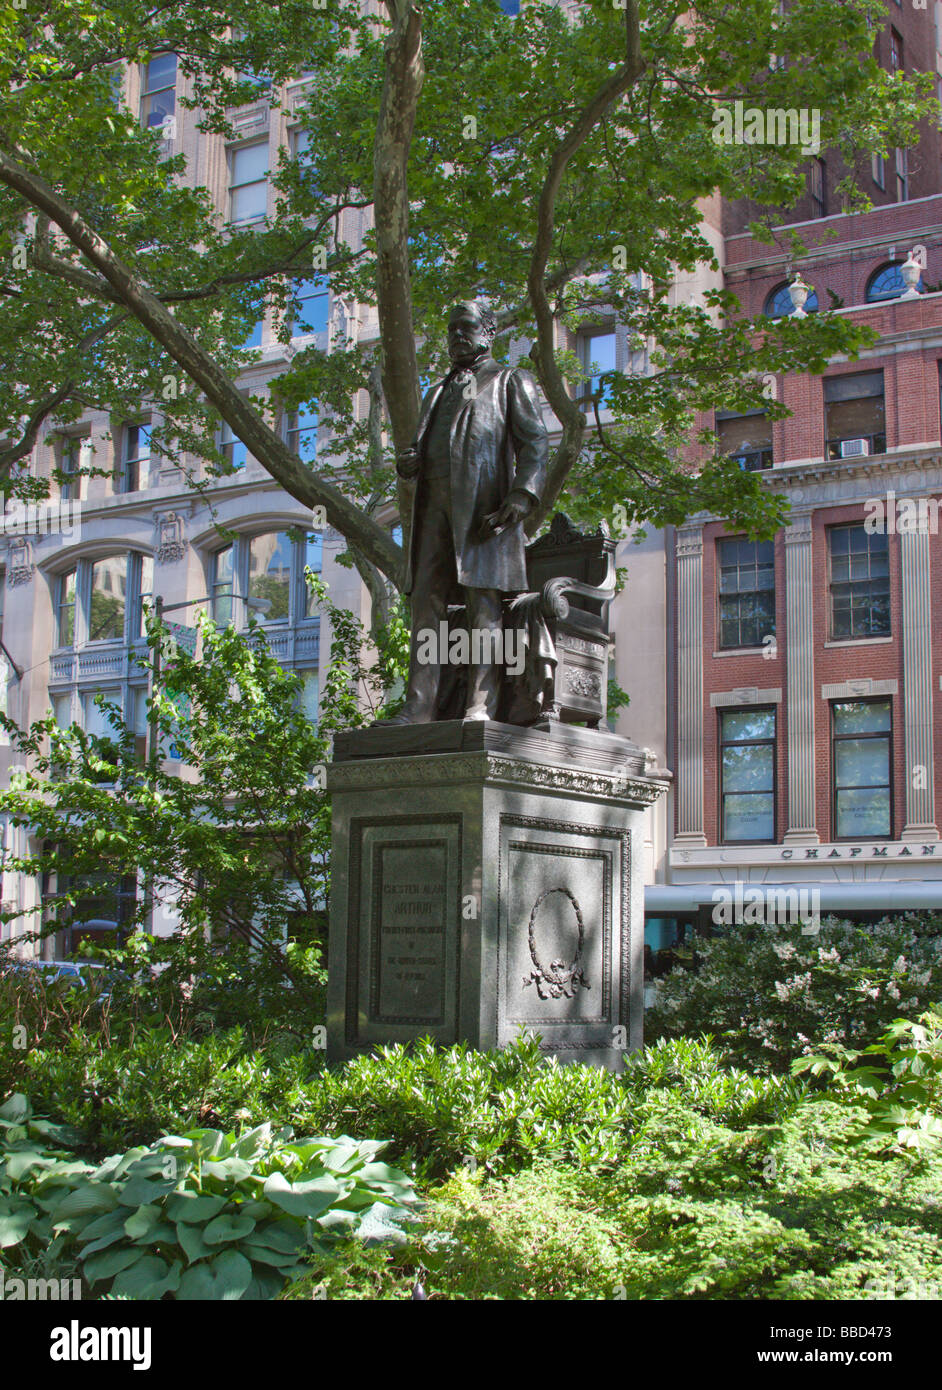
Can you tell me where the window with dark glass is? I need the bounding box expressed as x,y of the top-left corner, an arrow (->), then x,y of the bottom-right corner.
895,147 -> 909,202
866,263 -> 922,303
871,151 -> 886,190
716,410 -> 773,472
832,699 -> 891,839
140,54 -> 176,130
89,556 -> 128,642
56,570 -> 76,647
828,523 -> 890,639
764,282 -> 819,317
890,28 -> 903,72
121,424 -> 150,493
60,437 -> 86,502
809,157 -> 826,218
719,708 -> 776,843
285,402 -> 318,461
824,370 -> 885,459
717,538 -> 775,649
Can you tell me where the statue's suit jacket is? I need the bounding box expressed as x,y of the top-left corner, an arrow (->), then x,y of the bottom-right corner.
399,356 -> 548,594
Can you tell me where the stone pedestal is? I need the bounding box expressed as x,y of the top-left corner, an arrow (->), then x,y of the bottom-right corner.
326,720 -> 668,1070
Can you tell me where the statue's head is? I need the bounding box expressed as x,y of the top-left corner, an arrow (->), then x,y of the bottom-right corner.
447,300 -> 496,365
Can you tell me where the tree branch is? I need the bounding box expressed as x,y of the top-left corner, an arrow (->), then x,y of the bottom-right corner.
0,147 -> 404,586
525,0 -> 645,534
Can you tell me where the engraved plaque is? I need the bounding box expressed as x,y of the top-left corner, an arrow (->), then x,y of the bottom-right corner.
373,842 -> 447,1023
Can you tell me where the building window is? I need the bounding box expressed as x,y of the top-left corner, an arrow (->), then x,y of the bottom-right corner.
832,699 -> 892,839
229,142 -> 269,224
764,282 -> 818,317
828,523 -> 890,639
895,146 -> 909,202
290,277 -> 329,338
866,261 -> 922,303
717,538 -> 775,649
577,329 -> 617,406
824,370 -> 885,459
119,423 -> 150,494
719,708 -> 776,843
716,410 -> 773,471
60,437 -> 88,502
249,532 -> 293,621
871,151 -> 886,190
303,532 -> 323,618
212,545 -> 234,625
890,28 -> 903,72
135,556 -> 154,639
56,570 -> 77,648
89,557 -> 128,643
240,315 -> 264,349
212,532 -> 322,627
285,402 -> 318,461
140,54 -> 176,130
220,420 -> 248,471
809,157 -> 827,217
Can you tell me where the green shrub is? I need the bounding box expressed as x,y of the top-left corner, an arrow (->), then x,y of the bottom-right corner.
17,1026 -> 326,1154
1,1094 -> 419,1300
647,914 -> 942,1073
795,1006 -> 942,1153
287,1095 -> 942,1301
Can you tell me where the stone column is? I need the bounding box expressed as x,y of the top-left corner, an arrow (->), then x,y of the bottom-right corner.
675,524 -> 707,846
900,527 -> 939,840
784,514 -> 818,843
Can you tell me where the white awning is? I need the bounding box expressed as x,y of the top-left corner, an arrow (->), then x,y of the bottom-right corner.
646,881 -> 942,914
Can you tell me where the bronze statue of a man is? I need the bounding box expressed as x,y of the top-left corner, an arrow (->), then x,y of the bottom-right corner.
390,301 -> 548,724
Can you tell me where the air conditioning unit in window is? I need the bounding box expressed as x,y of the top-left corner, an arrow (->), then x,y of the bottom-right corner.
840,438 -> 869,458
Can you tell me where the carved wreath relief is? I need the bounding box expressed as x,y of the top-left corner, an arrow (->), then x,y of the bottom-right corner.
522,886 -> 591,1000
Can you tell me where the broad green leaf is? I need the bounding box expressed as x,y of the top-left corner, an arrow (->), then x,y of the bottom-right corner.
0,1094 -> 29,1125
83,1245 -> 144,1285
176,1222 -> 213,1265
49,1184 -> 119,1222
123,1204 -> 163,1240
262,1172 -> 342,1220
202,1212 -> 257,1245
111,1255 -> 182,1300
165,1193 -> 228,1224
212,1249 -> 254,1300
0,1204 -> 34,1247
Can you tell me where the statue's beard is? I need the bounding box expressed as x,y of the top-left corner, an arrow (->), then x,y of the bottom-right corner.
449,341 -> 489,367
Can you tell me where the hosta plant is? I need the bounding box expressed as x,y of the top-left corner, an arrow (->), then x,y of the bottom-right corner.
0,1093 -> 419,1299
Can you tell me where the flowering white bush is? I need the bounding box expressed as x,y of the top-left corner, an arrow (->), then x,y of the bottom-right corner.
646,913 -> 942,1074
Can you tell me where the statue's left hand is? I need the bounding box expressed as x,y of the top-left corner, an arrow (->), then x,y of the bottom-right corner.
481,490 -> 532,537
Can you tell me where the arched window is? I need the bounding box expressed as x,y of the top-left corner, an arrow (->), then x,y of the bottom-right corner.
764,282 -> 819,318
865,262 -> 924,303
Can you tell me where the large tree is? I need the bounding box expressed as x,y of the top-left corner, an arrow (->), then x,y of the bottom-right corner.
0,0 -> 931,597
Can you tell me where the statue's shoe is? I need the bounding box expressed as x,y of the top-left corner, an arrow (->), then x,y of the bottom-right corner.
462,707 -> 493,722
382,705 -> 434,726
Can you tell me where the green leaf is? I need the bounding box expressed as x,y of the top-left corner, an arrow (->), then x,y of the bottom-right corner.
111,1255 -> 182,1299
117,1177 -> 176,1206
123,1204 -> 163,1240
0,1094 -> 29,1125
202,1212 -> 257,1245
176,1222 -> 213,1265
165,1193 -> 228,1223
212,1249 -> 254,1300
77,1210 -> 129,1255
0,1203 -> 35,1247
49,1184 -> 119,1222
262,1172 -> 343,1220
82,1245 -> 144,1285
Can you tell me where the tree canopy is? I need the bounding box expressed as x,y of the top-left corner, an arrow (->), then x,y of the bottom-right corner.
0,0 -> 932,594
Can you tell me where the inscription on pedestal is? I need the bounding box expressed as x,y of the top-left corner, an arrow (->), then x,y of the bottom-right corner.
373,843 -> 447,1024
